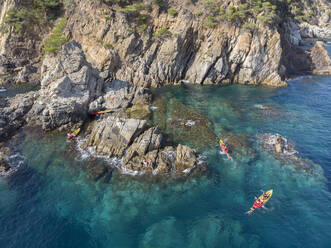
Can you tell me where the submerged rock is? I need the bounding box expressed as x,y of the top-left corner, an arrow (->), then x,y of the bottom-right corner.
221,132 -> 257,163
86,163 -> 112,182
259,133 -> 322,176
152,97 -> 216,149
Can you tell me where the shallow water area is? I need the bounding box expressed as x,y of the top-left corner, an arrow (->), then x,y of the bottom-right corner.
1,74 -> 331,247
0,83 -> 40,99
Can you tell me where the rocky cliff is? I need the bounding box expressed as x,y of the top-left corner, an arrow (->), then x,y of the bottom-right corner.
0,0 -> 330,87
66,0 -> 286,87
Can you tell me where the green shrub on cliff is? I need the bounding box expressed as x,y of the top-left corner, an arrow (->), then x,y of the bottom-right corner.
204,16 -> 218,27
243,22 -> 258,31
154,27 -> 171,37
120,3 -> 146,13
137,24 -> 148,33
168,8 -> 177,17
44,18 -> 69,54
2,8 -> 39,33
1,0 -> 63,33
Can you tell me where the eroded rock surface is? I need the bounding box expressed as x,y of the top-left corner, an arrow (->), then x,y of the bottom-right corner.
0,92 -> 38,141
311,41 -> 331,75
66,0 -> 287,87
83,116 -> 147,157
83,117 -> 205,176
27,41 -> 103,130
89,79 -> 151,113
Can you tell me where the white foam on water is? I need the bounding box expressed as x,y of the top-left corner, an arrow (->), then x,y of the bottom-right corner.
185,120 -> 196,126
292,75 -> 313,80
0,153 -> 25,177
254,104 -> 267,110
149,106 -> 158,110
75,137 -> 91,161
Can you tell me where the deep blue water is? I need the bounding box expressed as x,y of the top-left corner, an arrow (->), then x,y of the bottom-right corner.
1,75 -> 331,248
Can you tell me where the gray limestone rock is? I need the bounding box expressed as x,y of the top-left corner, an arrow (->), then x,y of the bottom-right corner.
83,116 -> 147,157
0,92 -> 38,141
27,41 -> 104,130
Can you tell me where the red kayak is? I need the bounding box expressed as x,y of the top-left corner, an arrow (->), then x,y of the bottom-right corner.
246,190 -> 273,214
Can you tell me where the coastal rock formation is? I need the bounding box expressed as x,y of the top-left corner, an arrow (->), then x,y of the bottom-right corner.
89,79 -> 151,113
0,151 -> 10,173
259,134 -> 321,176
299,23 -> 331,39
83,116 -> 204,176
83,117 -> 147,157
175,144 -> 199,173
260,134 -> 296,155
0,145 -> 11,174
66,0 -> 286,87
26,41 -> 103,130
310,41 -> 331,75
0,91 -> 38,141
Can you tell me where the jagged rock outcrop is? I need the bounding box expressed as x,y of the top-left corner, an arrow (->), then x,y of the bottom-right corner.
311,41 -> 331,75
0,148 -> 11,173
0,91 -> 38,142
299,23 -> 331,39
175,144 -> 199,173
83,116 -> 147,157
83,116 -> 204,176
26,41 -> 103,130
89,79 -> 151,112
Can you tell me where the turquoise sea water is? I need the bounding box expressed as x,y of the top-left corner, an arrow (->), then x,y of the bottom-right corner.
1,75 -> 331,247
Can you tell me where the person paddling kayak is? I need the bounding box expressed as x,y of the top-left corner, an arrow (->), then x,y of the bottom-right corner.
219,139 -> 232,160
246,190 -> 273,215
66,128 -> 80,142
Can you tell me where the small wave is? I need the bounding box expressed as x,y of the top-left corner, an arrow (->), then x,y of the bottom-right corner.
120,166 -> 145,176
183,168 -> 192,174
0,153 -> 25,177
185,120 -> 196,126
75,137 -> 91,161
292,75 -> 313,80
149,106 -> 158,110
254,104 -> 267,110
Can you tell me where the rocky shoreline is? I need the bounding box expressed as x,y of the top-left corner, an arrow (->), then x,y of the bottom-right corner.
0,41 -> 206,177
0,0 -> 330,178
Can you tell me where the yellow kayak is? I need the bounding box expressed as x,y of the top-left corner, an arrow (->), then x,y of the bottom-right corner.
66,128 -> 80,141
92,109 -> 112,115
246,189 -> 273,214
253,189 -> 273,208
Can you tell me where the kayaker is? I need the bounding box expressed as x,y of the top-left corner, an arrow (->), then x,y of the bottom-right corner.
221,144 -> 232,160
261,192 -> 270,200
67,133 -> 74,139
